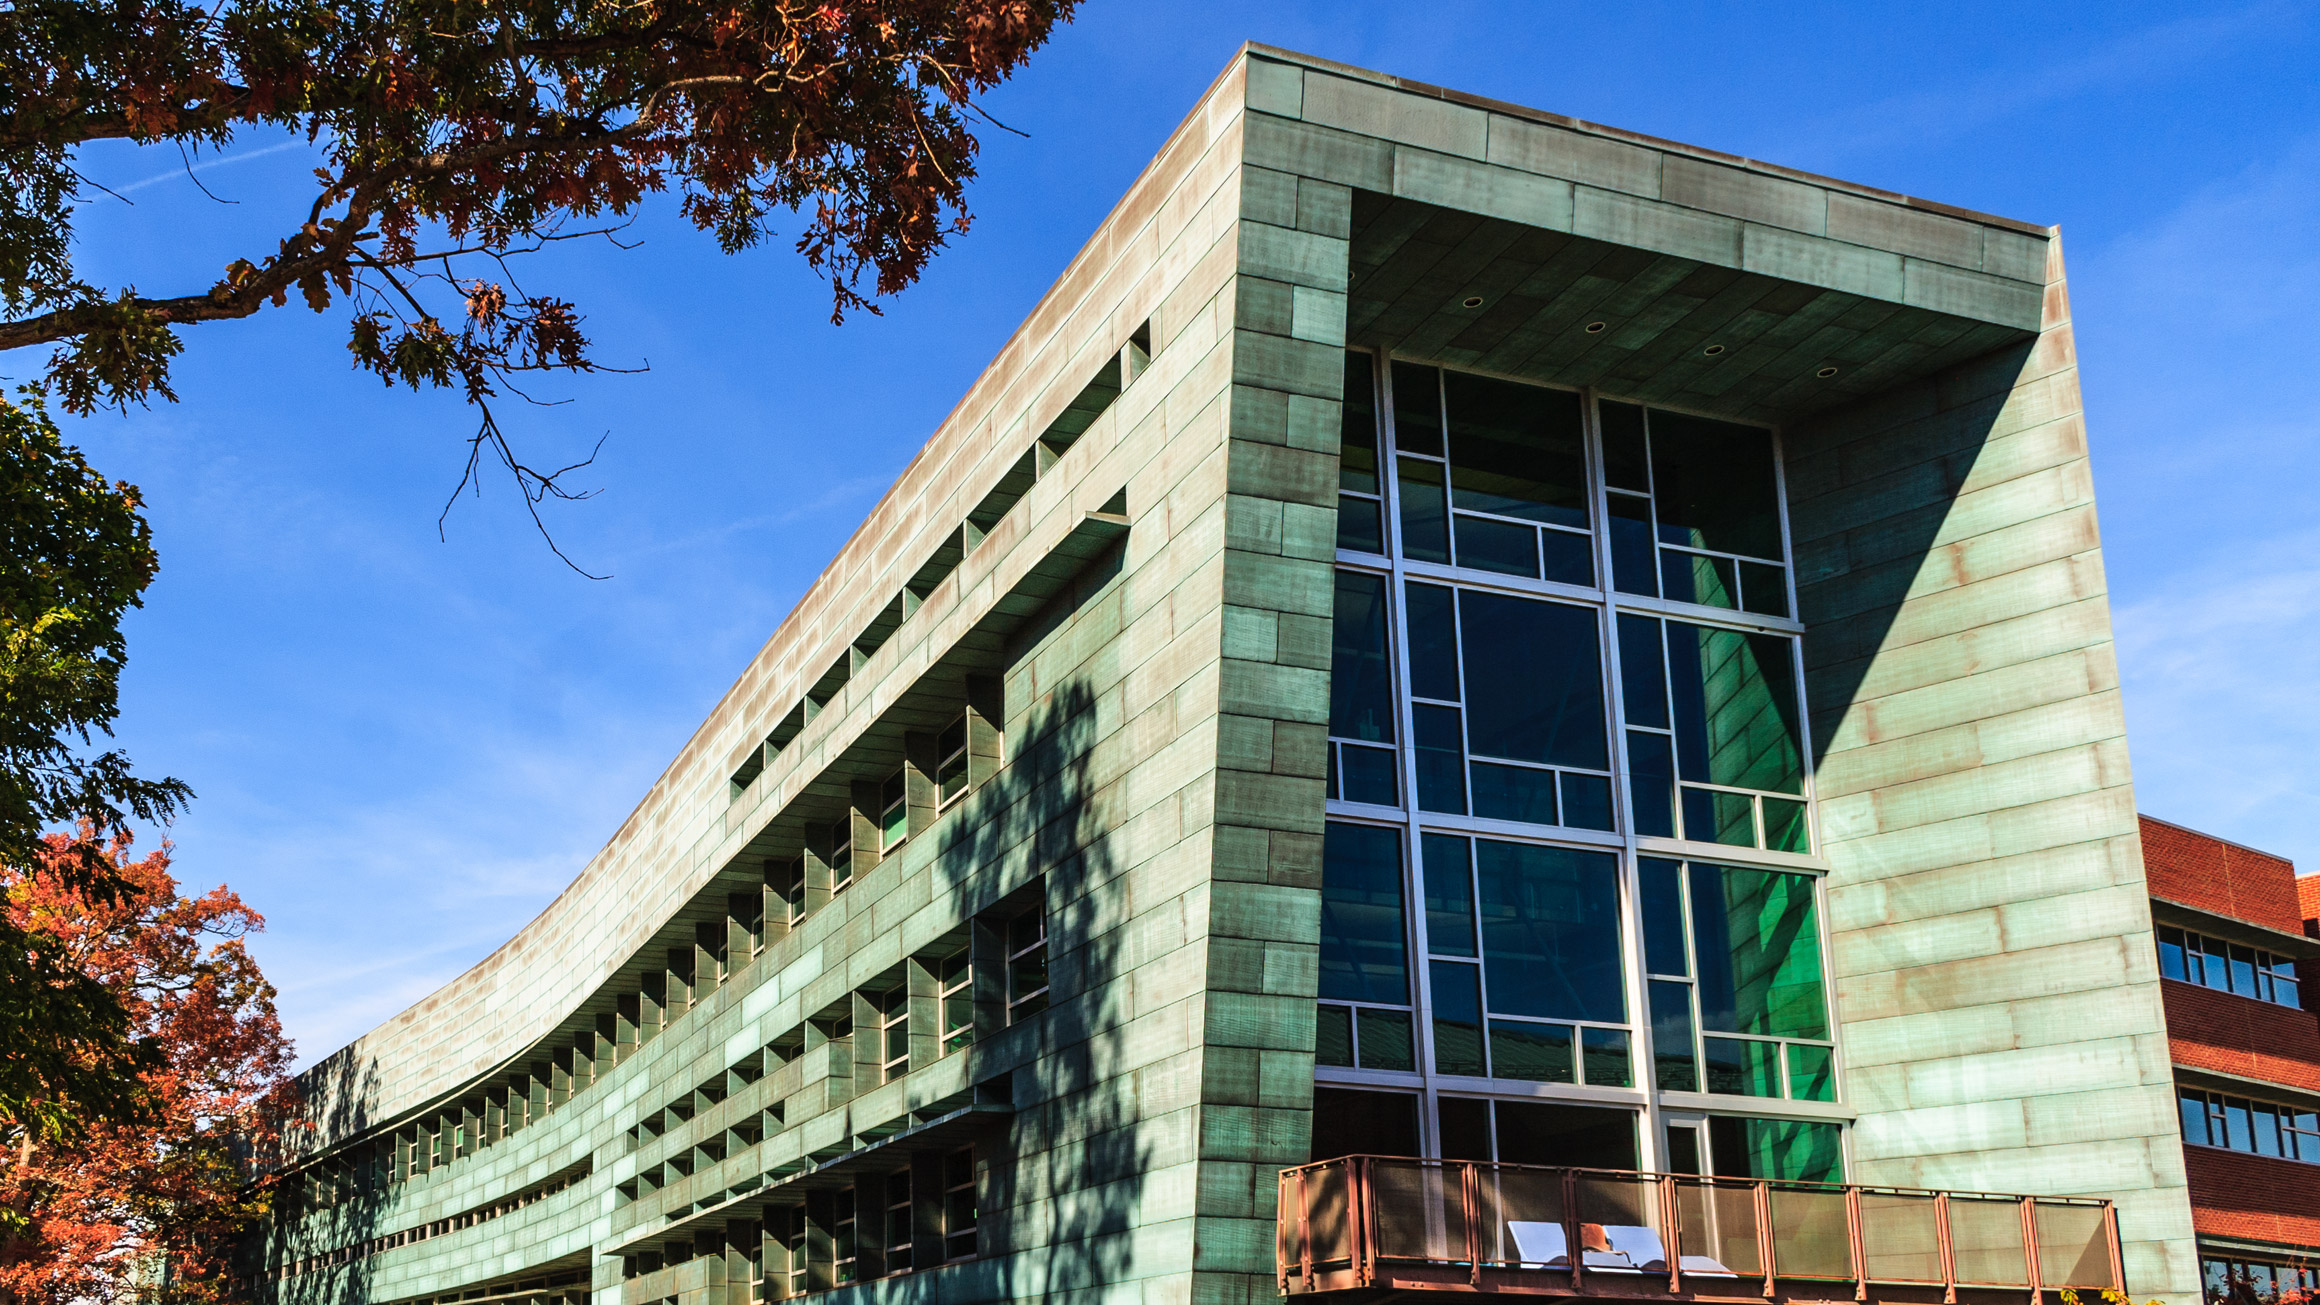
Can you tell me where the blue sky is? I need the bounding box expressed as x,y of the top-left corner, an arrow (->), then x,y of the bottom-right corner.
46,0 -> 2320,1064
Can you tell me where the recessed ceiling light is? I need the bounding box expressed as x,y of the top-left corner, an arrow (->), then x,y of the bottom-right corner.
1584,321 -> 1607,334
1816,365 -> 1840,378
1703,343 -> 1726,356
1461,295 -> 1485,309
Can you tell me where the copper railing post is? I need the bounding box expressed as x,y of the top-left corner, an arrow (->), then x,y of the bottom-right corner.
2103,1202 -> 2126,1295
2020,1197 -> 2045,1305
1755,1180 -> 1776,1298
1463,1160 -> 1482,1286
1846,1184 -> 1869,1301
1355,1157 -> 1375,1289
1565,1168 -> 1585,1295
1662,1174 -> 1683,1296
1298,1166 -> 1313,1290
1935,1190 -> 1958,1305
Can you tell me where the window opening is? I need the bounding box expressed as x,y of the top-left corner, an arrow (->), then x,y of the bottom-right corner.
1326,570 -> 1398,806
875,983 -> 910,1082
942,1147 -> 978,1260
2159,926 -> 2300,1008
882,1170 -> 912,1273
833,1186 -> 858,1285
828,819 -> 854,895
936,716 -> 970,808
1599,400 -> 1790,617
1337,351 -> 1385,555
1005,903 -> 1049,1023
878,771 -> 907,853
2180,1086 -> 2320,1162
1316,821 -> 1416,1073
936,946 -> 974,1054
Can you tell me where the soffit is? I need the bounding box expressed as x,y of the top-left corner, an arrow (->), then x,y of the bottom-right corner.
1348,193 -> 2035,425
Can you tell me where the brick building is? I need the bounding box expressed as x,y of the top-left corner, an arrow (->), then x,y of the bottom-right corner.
2143,815 -> 2320,1301
245,45 -> 2223,1305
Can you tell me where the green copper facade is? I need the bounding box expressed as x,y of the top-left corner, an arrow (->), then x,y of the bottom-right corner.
248,45 -> 2199,1305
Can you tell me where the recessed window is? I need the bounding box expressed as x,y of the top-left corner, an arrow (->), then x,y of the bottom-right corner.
942,1147 -> 978,1261
829,819 -> 854,895
936,717 -> 970,809
874,983 -> 910,1082
2159,925 -> 2300,1008
936,948 -> 974,1054
833,1186 -> 858,1285
879,771 -> 907,853
882,1170 -> 913,1272
1005,903 -> 1049,1023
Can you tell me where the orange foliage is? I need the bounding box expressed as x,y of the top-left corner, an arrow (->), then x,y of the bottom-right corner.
0,826 -> 296,1305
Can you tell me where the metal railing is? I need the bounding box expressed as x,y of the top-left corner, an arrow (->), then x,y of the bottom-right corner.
1277,1157 -> 2123,1302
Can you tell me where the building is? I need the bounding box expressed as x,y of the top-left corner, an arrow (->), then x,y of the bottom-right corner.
2141,815 -> 2320,1301
248,44 -> 2216,1305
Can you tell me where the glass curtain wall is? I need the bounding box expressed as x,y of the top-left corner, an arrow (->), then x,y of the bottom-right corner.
1318,350 -> 1844,1184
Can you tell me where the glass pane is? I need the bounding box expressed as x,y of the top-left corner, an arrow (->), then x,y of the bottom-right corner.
1337,494 -> 1383,555
1650,980 -> 1698,1090
1329,571 -> 1395,744
1458,590 -> 1607,770
1661,550 -> 1738,609
1414,705 -> 1468,814
1668,622 -> 1805,794
1453,513 -> 1538,577
1420,833 -> 1477,958
1488,1020 -> 1574,1083
1599,400 -> 1649,492
1617,614 -> 1670,728
1443,372 -> 1588,529
1475,840 -> 1625,1023
1397,457 -> 1451,563
1316,1005 -> 1354,1067
1340,351 -> 1378,494
1763,797 -> 1810,853
1318,822 -> 1408,1005
1639,858 -> 1687,976
1647,411 -> 1782,560
1786,1043 -> 1836,1102
1627,730 -> 1677,838
1438,1095 -> 1492,1160
1691,863 -> 1829,1040
1495,1101 -> 1638,1169
1707,1116 -> 1843,1183
1404,582 -> 1460,701
1702,1035 -> 1781,1097
1313,1087 -> 1420,1162
1431,961 -> 1487,1077
1391,361 -> 1443,457
2230,946 -> 2258,997
1471,761 -> 1557,825
1541,529 -> 1594,586
1740,560 -> 1790,618
938,748 -> 970,803
1608,493 -> 1658,596
1684,787 -> 1756,846
2177,1092 -> 2208,1145
1356,1008 -> 1417,1071
1560,772 -> 1614,831
1581,1028 -> 1632,1088
1338,744 -> 1398,806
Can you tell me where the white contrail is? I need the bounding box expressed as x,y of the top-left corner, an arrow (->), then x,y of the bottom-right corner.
115,139 -> 310,195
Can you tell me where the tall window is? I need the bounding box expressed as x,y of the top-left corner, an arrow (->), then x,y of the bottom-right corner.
942,1147 -> 978,1260
828,818 -> 854,895
936,717 -> 971,809
874,984 -> 910,1082
878,771 -> 908,853
2180,1087 -> 2320,1163
936,949 -> 974,1054
833,1187 -> 858,1284
881,1170 -> 912,1273
1317,348 -> 1832,1178
1006,904 -> 1049,1022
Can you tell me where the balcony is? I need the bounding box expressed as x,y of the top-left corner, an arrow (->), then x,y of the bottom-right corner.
1277,1157 -> 2123,1303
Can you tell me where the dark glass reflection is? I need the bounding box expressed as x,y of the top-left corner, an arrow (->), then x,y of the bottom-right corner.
1328,571 -> 1395,744
1404,582 -> 1460,701
1607,493 -> 1658,597
1430,960 -> 1486,1077
1397,458 -> 1451,563
1598,400 -> 1650,492
1421,833 -> 1477,957
1649,411 -> 1782,560
1627,730 -> 1677,838
1707,1116 -> 1842,1183
1488,1020 -> 1573,1083
1474,840 -> 1624,1023
1414,705 -> 1468,814
1639,857 -> 1687,976
1495,1101 -> 1638,1169
1339,351 -> 1379,494
1318,822 -> 1408,1006
1650,979 -> 1697,1091
1443,372 -> 1588,529
1666,621 -> 1804,794
1391,362 -> 1443,457
1312,1088 -> 1419,1162
1437,1095 -> 1492,1161
1458,590 -> 1608,770
1453,513 -> 1537,578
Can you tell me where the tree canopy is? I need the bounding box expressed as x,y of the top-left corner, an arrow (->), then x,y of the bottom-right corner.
1,824 -> 296,1305
0,0 -> 1077,537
